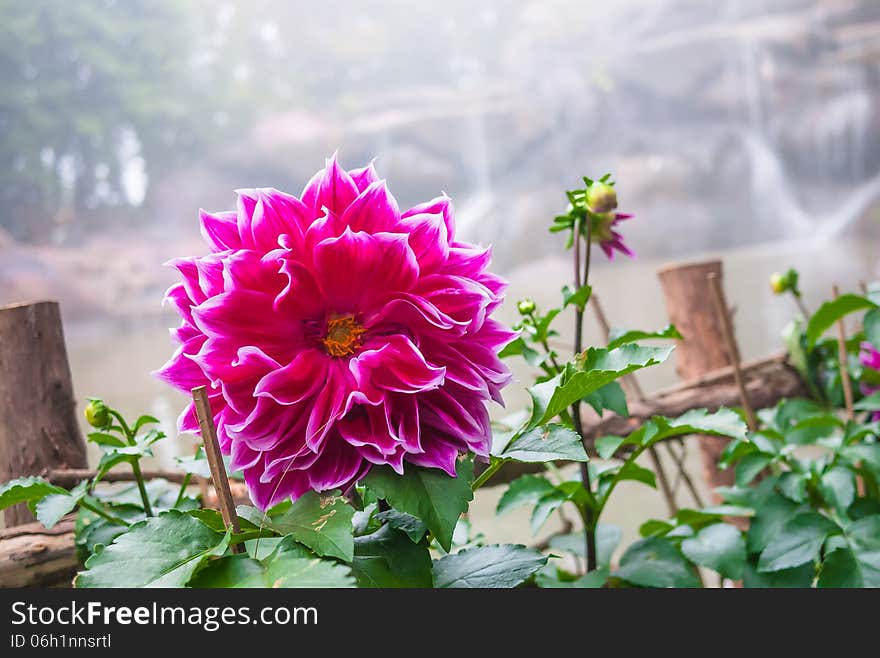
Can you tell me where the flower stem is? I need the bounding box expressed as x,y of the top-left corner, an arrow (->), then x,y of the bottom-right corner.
573,217 -> 597,572
472,458 -> 504,491
130,461 -> 154,517
173,472 -> 192,508
80,498 -> 131,527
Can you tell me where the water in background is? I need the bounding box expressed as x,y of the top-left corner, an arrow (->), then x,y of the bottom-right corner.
3,0 -> 880,551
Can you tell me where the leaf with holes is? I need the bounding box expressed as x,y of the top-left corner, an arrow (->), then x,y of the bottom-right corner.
269,491 -> 354,562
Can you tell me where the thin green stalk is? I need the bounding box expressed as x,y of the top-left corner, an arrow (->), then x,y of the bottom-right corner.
472,458 -> 504,491
130,461 -> 154,517
573,216 -> 597,572
109,409 -> 154,516
527,310 -> 562,373
173,472 -> 192,508
80,498 -> 131,527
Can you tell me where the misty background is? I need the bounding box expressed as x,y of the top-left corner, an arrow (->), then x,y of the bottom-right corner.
2,0 -> 879,544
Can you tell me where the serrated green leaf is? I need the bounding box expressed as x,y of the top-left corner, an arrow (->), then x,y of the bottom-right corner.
736,453 -> 772,487
35,480 -> 88,529
583,382 -> 628,417
527,345 -> 673,427
496,474 -> 555,516
681,523 -> 746,580
742,559 -> 814,588
607,325 -> 682,350
758,512 -> 839,572
374,509 -> 427,543
615,537 -> 701,588
75,510 -> 229,588
191,537 -> 353,588
362,459 -> 474,551
500,424 -> 588,463
820,467 -> 855,513
595,435 -> 625,460
432,544 -> 547,588
0,477 -> 68,511
351,525 -> 433,588
270,491 -> 354,562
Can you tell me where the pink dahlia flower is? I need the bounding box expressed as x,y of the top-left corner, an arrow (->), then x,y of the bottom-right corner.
591,211 -> 634,260
859,342 -> 880,419
155,155 -> 514,509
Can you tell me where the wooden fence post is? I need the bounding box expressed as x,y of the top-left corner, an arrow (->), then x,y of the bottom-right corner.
0,301 -> 87,527
657,260 -> 738,497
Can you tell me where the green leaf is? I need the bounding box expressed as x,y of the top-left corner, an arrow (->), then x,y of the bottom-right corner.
374,509 -> 427,543
191,537 -> 354,588
680,523 -> 746,580
530,489 -> 571,535
607,325 -> 682,350
362,459 -> 474,552
351,525 -> 433,588
735,453 -> 772,487
87,432 -> 127,448
583,382 -> 628,417
562,284 -> 592,311
806,294 -> 877,347
549,524 -> 621,568
74,503 -> 143,559
742,560 -> 814,588
270,491 -> 354,562
595,435 -> 625,460
615,537 -> 701,588
35,480 -> 89,529
817,546 -> 863,588
863,308 -> 880,347
75,510 -> 229,588
175,447 -> 212,478
132,414 -> 160,434
844,515 -> 880,587
758,512 -> 839,572
854,391 -> 880,411
785,415 -> 843,446
612,462 -> 656,490
0,477 -> 68,511
820,467 -> 855,513
499,424 -> 588,463
536,565 -> 607,588
432,545 -> 547,588
777,472 -> 808,503
496,475 -> 555,516
747,492 -> 803,554
528,344 -> 673,427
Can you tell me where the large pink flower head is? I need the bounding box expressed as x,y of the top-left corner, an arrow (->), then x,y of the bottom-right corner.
156,155 -> 514,509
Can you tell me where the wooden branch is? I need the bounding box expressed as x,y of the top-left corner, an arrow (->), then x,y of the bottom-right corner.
45,468 -> 189,488
0,301 -> 87,526
0,517 -> 78,587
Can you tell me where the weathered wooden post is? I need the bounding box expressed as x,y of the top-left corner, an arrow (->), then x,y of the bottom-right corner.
657,260 -> 739,496
0,301 -> 87,526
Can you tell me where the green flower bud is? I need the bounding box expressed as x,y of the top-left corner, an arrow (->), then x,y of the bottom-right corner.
585,182 -> 617,214
517,299 -> 537,316
769,268 -> 800,296
769,272 -> 787,295
84,398 -> 110,428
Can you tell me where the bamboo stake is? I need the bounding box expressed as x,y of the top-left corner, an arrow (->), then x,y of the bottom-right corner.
707,273 -> 757,431
591,295 -> 678,516
832,285 -> 855,420
192,386 -> 242,550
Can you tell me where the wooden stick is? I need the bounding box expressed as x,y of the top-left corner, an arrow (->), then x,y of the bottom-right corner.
833,285 -> 855,420
591,295 -> 678,516
192,386 -> 242,549
708,273 -> 757,431
45,467 -> 188,487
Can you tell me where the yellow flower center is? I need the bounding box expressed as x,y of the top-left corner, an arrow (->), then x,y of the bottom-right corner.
322,314 -> 366,358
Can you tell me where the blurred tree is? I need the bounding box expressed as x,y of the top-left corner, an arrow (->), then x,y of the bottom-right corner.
0,0 -> 206,241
